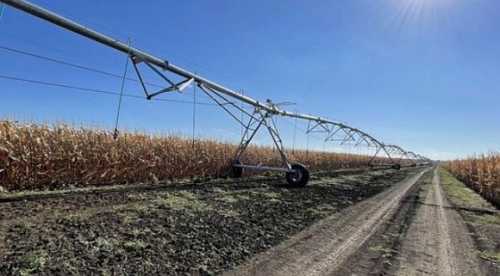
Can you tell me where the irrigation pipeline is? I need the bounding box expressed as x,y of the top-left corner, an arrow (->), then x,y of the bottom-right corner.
0,0 -> 431,185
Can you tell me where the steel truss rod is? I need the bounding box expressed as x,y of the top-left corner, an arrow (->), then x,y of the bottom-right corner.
1,0 -> 430,185
0,1 -> 409,140
384,145 -> 430,166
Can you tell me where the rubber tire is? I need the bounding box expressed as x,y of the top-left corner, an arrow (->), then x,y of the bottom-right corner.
230,160 -> 243,178
392,164 -> 401,170
286,164 -> 310,187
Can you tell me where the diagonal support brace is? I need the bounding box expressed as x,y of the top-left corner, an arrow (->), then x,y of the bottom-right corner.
131,55 -> 193,99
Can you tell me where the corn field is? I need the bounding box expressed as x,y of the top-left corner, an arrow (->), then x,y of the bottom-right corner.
446,153 -> 500,208
0,120 -> 379,191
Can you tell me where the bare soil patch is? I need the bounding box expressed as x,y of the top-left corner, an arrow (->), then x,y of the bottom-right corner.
0,168 -> 415,275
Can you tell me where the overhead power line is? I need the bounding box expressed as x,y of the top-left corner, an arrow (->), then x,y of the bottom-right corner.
0,73 -> 216,106
0,44 -> 164,88
0,44 -> 229,103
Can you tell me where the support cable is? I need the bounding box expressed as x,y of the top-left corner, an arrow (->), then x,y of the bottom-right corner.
113,39 -> 131,139
192,75 -> 197,148
306,121 -> 311,158
240,90 -> 244,138
292,110 -> 297,153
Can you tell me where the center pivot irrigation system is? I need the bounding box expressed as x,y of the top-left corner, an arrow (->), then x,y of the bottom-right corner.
1,0 -> 431,186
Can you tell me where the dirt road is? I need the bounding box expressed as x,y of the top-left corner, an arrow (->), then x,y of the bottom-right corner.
226,168 -> 430,276
228,167 -> 487,276
394,168 -> 483,275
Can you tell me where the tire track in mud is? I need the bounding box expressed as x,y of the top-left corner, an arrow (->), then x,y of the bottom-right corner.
226,167 -> 430,276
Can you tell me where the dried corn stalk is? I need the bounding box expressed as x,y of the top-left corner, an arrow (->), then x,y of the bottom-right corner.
0,120 -> 378,191
446,153 -> 500,208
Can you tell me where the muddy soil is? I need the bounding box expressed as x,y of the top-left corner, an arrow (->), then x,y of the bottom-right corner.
0,168 -> 416,275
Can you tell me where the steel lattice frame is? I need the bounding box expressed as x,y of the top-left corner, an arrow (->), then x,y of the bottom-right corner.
0,0 -> 432,185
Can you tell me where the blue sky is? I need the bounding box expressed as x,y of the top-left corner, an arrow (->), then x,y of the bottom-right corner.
0,0 -> 499,160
